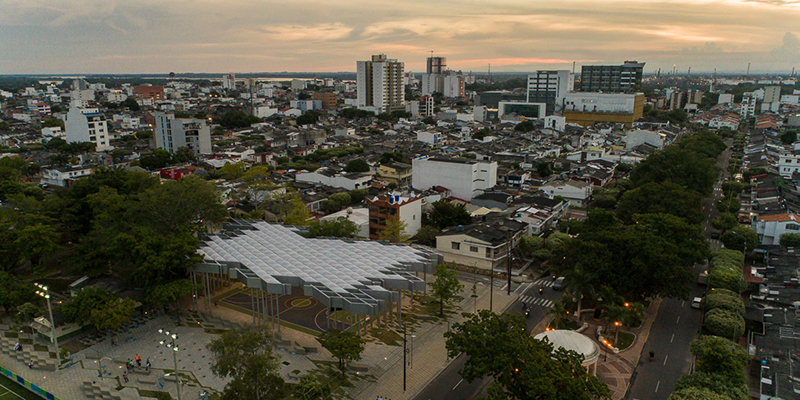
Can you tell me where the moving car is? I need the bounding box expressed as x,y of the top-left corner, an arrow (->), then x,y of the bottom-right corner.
553,277 -> 565,290
691,297 -> 703,309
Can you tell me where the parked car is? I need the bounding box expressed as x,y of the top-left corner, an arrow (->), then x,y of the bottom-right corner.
691,297 -> 703,309
711,232 -> 720,239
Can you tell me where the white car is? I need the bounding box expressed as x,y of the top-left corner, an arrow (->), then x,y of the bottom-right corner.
691,297 -> 702,309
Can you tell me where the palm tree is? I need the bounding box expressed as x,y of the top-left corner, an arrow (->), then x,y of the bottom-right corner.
602,303 -> 625,334
561,265 -> 596,318
547,299 -> 569,329
596,285 -> 622,311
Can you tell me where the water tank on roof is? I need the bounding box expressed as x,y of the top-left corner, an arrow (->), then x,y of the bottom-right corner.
389,196 -> 394,204
458,225 -> 463,231
395,194 -> 400,203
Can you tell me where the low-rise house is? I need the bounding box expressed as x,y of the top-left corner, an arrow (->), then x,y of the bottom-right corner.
319,207 -> 370,238
435,219 -> 527,271
41,166 -> 93,187
377,162 -> 412,184
367,193 -> 422,239
539,179 -> 593,207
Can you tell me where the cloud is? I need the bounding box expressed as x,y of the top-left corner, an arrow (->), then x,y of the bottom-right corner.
1,0 -> 800,73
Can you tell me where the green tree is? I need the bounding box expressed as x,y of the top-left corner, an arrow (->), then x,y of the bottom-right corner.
618,182 -> 704,224
282,194 -> 311,226
428,200 -> 472,230
322,192 -> 351,212
378,218 -> 410,243
673,372 -> 748,400
711,213 -> 738,231
702,288 -> 745,317
444,310 -> 610,400
12,222 -> 60,268
41,117 -> 65,129
0,272 -> 37,313
635,213 -> 708,264
133,175 -> 227,234
292,373 -> 331,400
344,159 -> 370,173
218,110 -> 260,128
172,146 -> 196,163
547,299 -> 570,329
780,130 -> 797,145
296,112 -> 320,126
208,326 -> 285,400
780,233 -> 800,247
720,226 -> 757,252
412,225 -> 439,246
429,264 -> 464,316
707,268 -> 747,294
690,335 -> 749,385
91,297 -> 135,341
514,120 -> 535,132
536,162 -> 552,177
219,162 -> 246,180
560,265 -> 596,317
147,279 -> 202,308
139,149 -> 172,170
61,287 -> 117,325
119,97 -> 140,111
14,302 -> 40,324
316,329 -> 366,372
668,387 -> 731,400
703,308 -> 745,340
348,188 -> 368,204
306,217 -> 359,238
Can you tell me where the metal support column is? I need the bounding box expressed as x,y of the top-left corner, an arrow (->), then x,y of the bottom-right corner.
275,295 -> 281,332
250,288 -> 256,324
397,289 -> 402,326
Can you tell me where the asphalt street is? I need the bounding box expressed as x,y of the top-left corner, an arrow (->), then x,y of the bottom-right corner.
414,275 -> 562,400
627,138 -> 733,400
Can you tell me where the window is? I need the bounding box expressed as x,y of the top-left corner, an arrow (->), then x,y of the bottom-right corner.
787,224 -> 800,231
451,242 -> 461,250
470,246 -> 479,253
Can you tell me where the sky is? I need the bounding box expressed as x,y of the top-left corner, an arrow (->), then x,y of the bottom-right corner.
1,0 -> 799,75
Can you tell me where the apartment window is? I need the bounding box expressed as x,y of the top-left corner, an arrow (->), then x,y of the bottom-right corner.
451,242 -> 461,250
788,224 -> 800,231
470,246 -> 479,253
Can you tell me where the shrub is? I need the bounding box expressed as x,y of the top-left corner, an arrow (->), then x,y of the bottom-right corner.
702,289 -> 745,317
707,268 -> 747,294
704,308 -> 745,339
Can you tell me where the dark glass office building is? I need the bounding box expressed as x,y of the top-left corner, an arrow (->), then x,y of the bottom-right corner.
580,61 -> 645,93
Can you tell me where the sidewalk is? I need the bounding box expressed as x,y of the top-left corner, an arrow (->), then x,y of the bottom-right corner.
353,276 -> 517,400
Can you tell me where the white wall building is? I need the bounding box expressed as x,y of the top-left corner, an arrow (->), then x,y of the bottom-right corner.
422,95 -> 435,117
289,100 -> 322,112
295,168 -> 374,190
718,93 -> 734,105
416,131 -> 442,145
154,112 -> 212,155
222,73 -> 236,90
356,54 -> 405,113
255,106 -> 278,119
778,151 -> 800,178
741,93 -> 757,119
65,102 -> 110,151
752,213 -> 800,245
563,92 -> 640,113
320,208 -> 370,238
625,129 -> 665,149
41,126 -> 64,138
539,179 -> 593,207
526,70 -> 573,112
41,166 -> 93,187
411,156 -> 497,201
291,79 -> 306,91
443,75 -> 465,98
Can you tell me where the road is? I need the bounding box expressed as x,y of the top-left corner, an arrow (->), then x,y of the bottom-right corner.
627,138 -> 733,400
414,275 -> 562,400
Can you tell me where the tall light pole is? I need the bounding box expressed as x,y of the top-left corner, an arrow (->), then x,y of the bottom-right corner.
158,329 -> 182,400
35,283 -> 59,361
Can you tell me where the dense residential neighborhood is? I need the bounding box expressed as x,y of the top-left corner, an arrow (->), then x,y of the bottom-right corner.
1,50 -> 800,400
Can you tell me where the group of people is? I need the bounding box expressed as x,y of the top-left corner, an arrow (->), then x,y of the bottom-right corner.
121,354 -> 150,383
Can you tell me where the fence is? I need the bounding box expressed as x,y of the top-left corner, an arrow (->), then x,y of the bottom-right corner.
0,365 -> 61,400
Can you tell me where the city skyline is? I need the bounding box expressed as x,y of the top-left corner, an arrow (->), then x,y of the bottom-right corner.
1,0 -> 799,75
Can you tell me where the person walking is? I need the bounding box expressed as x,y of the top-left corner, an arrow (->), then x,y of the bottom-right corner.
123,372 -> 129,383
136,354 -> 141,367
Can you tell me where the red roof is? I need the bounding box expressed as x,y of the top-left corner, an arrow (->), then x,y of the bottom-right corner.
757,213 -> 797,222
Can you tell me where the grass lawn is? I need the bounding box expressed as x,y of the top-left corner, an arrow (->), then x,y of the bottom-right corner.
609,331 -> 635,351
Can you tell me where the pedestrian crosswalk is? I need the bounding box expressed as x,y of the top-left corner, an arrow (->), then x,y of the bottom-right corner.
533,278 -> 555,288
519,295 -> 553,308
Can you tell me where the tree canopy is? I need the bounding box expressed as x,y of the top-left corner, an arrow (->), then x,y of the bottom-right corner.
444,310 -> 610,399
306,217 -> 359,238
429,264 -> 464,316
316,329 -> 366,371
208,326 -> 285,400
428,200 -> 472,230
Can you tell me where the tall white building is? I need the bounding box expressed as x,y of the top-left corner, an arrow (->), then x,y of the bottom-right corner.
65,101 -> 110,151
741,94 -> 756,119
412,156 -> 497,201
422,95 -> 435,117
154,112 -> 212,156
443,74 -> 465,98
526,70 -> 573,114
356,54 -> 405,113
222,73 -> 236,90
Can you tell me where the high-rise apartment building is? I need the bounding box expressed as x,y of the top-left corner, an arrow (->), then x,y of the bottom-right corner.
154,112 -> 212,156
65,101 -> 110,151
427,57 -> 446,74
356,54 -> 405,113
443,74 -> 465,98
222,73 -> 236,90
580,61 -> 645,93
526,70 -> 573,115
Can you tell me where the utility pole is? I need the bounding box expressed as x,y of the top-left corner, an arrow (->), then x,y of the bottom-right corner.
507,230 -> 512,296
489,264 -> 494,312
403,324 -> 407,392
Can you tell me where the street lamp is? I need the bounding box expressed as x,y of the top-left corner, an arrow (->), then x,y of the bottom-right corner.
35,283 -> 59,362
158,329 -> 182,400
614,321 -> 620,348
